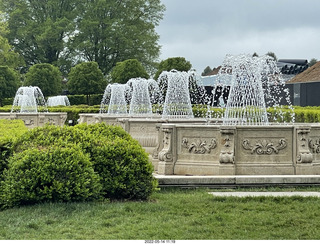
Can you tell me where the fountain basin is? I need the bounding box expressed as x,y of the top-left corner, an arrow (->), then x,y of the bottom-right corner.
78,113 -> 221,157
0,112 -> 68,128
156,123 -> 320,175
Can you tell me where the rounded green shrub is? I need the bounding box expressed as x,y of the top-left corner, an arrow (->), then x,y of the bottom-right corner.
9,123 -> 156,202
0,145 -> 102,209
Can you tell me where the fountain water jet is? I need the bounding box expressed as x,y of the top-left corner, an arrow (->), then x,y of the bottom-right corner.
159,70 -> 194,119
100,83 -> 130,114
0,86 -> 67,128
127,78 -> 162,116
47,95 -> 70,106
11,86 -> 47,113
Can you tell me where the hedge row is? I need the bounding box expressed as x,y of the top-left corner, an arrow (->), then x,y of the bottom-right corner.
2,104 -> 320,123
2,94 -> 104,106
0,121 -> 157,209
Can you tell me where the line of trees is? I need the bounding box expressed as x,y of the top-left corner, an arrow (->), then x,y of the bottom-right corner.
0,0 -> 165,76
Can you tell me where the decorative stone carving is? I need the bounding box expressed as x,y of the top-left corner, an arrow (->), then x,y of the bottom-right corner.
296,127 -> 313,164
242,138 -> 287,155
309,138 -> 320,154
23,119 -> 34,126
158,127 -> 173,162
181,138 -> 217,154
219,127 -> 235,164
152,125 -> 162,159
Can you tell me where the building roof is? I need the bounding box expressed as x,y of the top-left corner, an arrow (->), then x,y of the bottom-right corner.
287,61 -> 320,83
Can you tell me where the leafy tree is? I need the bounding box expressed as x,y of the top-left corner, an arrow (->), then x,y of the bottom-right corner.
0,66 -> 20,106
309,58 -> 318,67
1,0 -> 165,76
0,13 -> 24,70
110,59 -> 149,84
67,0 -> 165,75
252,52 -> 259,57
25,63 -> 62,97
154,57 -> 192,80
0,0 -> 79,73
67,61 -> 106,104
266,51 -> 277,61
201,66 -> 212,76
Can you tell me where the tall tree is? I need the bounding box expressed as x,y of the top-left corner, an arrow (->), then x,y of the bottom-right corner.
154,57 -> 192,80
201,66 -> 212,76
111,59 -> 149,84
0,12 -> 24,70
0,0 -> 79,73
0,66 -> 20,106
25,63 -> 62,97
72,0 -> 165,75
309,58 -> 318,67
67,62 -> 106,104
266,51 -> 277,61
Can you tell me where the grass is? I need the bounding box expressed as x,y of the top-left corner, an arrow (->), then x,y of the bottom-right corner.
1,187 -> 320,240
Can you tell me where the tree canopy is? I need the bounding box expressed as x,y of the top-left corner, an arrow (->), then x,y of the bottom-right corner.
25,63 -> 62,97
0,66 -> 19,106
67,62 -> 105,98
110,59 -> 149,84
0,0 -> 165,75
0,13 -> 24,70
154,57 -> 192,80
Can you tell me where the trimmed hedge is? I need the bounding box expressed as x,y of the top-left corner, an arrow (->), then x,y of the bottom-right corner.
2,94 -> 104,106
3,104 -> 320,123
0,146 -> 102,209
0,123 -> 156,209
0,119 -> 28,180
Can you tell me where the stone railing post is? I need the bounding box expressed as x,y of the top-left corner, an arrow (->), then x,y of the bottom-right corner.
219,126 -> 236,164
296,126 -> 313,164
158,125 -> 176,175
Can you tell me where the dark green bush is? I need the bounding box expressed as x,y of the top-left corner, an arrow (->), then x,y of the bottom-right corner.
9,123 -> 156,202
0,145 -> 102,209
0,119 -> 28,181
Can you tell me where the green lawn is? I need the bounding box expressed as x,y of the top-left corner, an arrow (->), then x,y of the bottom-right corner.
1,187 -> 320,240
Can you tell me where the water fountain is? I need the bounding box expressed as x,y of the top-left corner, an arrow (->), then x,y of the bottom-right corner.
99,83 -> 129,115
156,54 -> 320,176
0,86 -> 67,128
127,78 -> 162,116
79,71 -> 214,157
11,86 -> 47,113
47,95 -> 70,106
77,55 -> 320,176
159,70 -> 194,119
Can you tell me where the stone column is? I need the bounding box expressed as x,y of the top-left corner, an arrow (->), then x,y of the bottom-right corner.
296,126 -> 313,164
158,125 -> 176,175
219,126 -> 236,175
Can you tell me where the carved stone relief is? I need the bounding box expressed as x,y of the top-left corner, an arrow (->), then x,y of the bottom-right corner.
181,138 -> 217,154
296,127 -> 313,163
219,128 -> 235,164
242,138 -> 287,155
309,138 -> 320,154
158,127 -> 173,162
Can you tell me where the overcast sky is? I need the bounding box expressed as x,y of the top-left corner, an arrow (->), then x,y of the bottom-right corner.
156,0 -> 320,73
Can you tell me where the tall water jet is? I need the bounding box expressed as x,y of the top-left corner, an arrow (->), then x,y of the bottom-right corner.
216,54 -> 294,125
221,54 -> 268,125
158,70 -> 194,119
47,95 -> 70,106
127,78 -> 162,116
11,86 -> 47,113
100,83 -> 129,114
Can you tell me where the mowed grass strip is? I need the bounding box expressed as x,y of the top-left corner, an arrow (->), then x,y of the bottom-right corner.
1,188 -> 320,240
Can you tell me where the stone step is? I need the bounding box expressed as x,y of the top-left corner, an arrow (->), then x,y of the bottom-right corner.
154,174 -> 320,188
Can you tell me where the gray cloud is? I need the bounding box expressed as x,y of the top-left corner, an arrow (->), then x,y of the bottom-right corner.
156,0 -> 320,72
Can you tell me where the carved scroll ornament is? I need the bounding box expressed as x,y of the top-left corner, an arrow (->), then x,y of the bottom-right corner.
242,138 -> 287,155
182,138 -> 217,154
